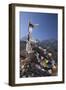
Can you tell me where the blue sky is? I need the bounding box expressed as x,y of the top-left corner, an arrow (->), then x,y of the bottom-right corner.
20,11 -> 58,41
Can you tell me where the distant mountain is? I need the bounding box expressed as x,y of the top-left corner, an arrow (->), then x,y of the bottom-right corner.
38,39 -> 57,49
20,36 -> 28,41
20,39 -> 57,51
21,36 -> 40,43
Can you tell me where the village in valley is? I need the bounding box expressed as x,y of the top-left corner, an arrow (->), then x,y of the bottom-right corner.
20,21 -> 57,78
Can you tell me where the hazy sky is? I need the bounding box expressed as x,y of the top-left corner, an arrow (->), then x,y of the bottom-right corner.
20,11 -> 58,41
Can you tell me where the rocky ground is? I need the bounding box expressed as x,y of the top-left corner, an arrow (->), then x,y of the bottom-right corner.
20,40 -> 57,78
